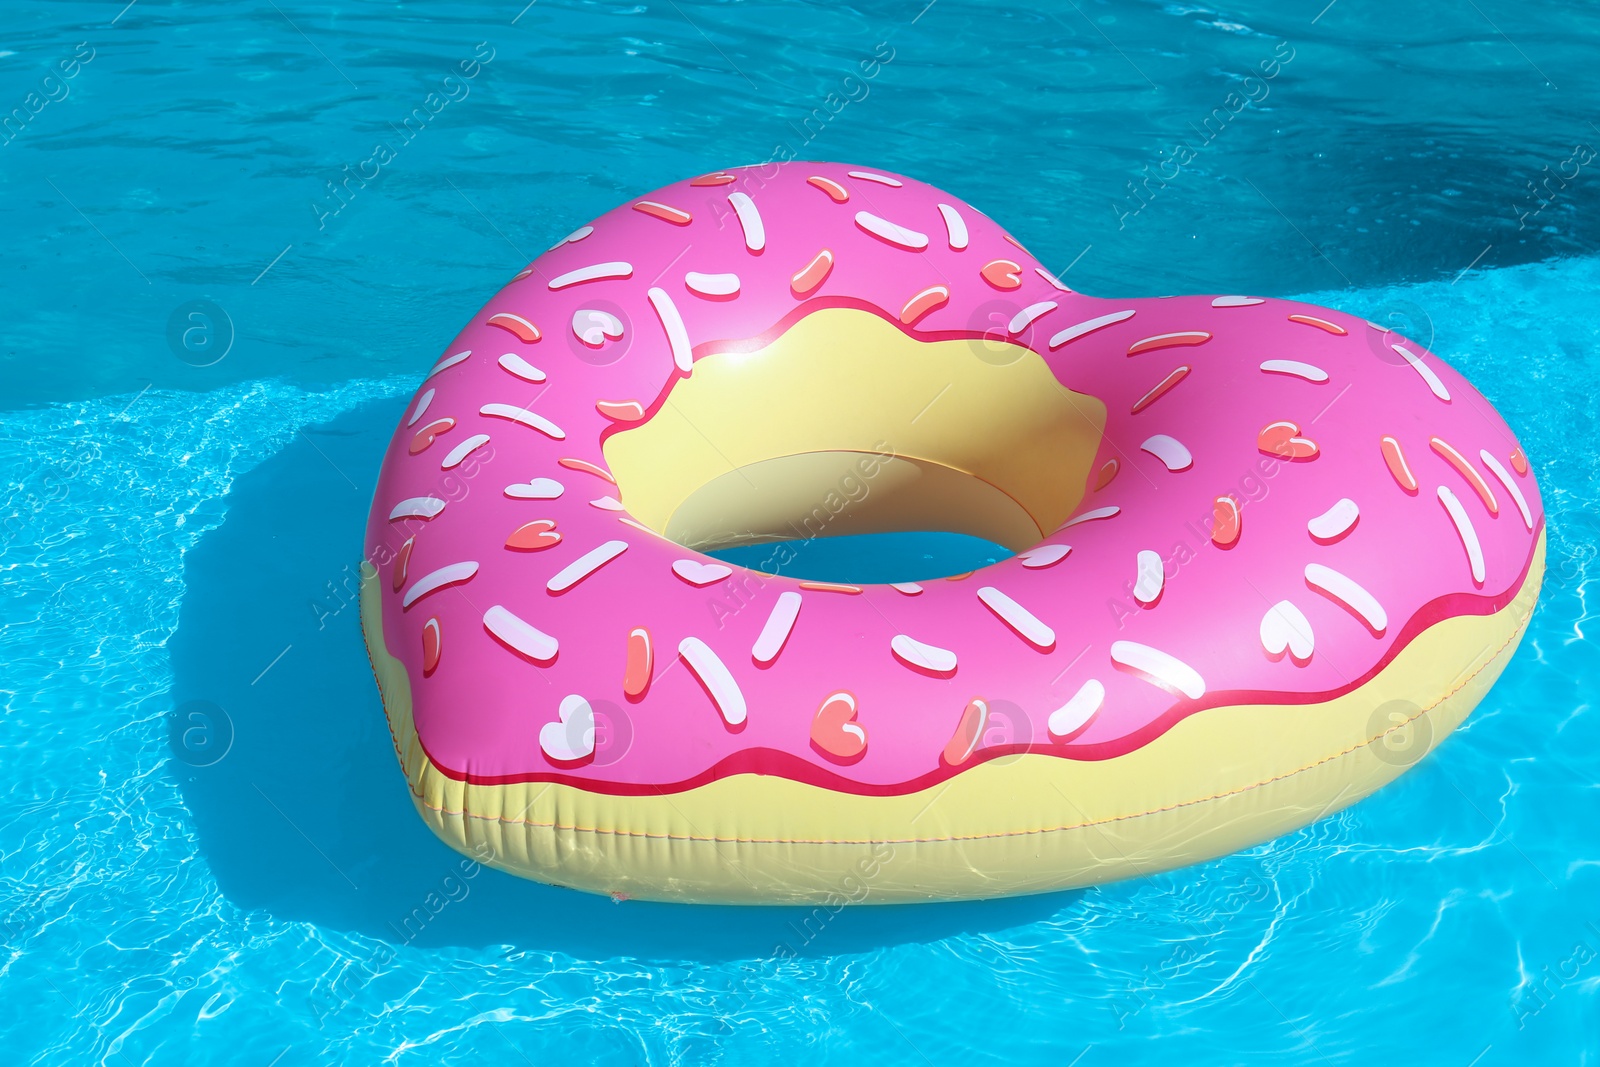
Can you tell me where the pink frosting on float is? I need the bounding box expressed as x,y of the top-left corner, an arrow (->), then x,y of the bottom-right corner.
363,162 -> 1543,795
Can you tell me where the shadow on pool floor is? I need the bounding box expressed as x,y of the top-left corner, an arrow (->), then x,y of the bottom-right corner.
167,396 -> 1075,962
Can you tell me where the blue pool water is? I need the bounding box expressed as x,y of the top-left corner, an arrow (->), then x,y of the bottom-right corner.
709,530 -> 1010,584
3,2 -> 1598,1062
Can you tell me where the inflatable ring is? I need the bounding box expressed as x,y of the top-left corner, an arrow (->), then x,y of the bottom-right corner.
361,163 -> 1544,903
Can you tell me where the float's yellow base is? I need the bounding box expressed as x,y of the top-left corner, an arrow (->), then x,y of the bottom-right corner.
600,308 -> 1108,553
360,533 -> 1542,904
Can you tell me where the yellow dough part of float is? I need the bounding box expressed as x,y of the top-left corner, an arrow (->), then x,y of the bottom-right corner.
361,532 -> 1542,904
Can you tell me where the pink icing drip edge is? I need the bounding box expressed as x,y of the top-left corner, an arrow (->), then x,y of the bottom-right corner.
396,519 -> 1540,796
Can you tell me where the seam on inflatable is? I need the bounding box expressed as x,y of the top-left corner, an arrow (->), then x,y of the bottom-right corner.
396,604 -> 1533,847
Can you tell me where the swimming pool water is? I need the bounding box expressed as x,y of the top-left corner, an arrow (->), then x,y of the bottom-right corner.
3,2 -> 1598,1063
708,530 -> 1010,584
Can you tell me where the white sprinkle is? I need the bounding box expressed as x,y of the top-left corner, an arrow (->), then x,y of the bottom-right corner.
497,353 -> 546,382
1211,295 -> 1265,307
1260,600 -> 1314,661
647,287 -> 693,373
854,211 -> 929,250
547,540 -> 628,593
1308,497 -> 1360,541
1133,550 -> 1164,604
480,403 -> 565,440
1140,434 -> 1193,472
549,224 -> 593,250
1062,506 -> 1121,529
389,496 -> 446,521
685,271 -> 740,297
407,388 -> 435,426
1260,359 -> 1329,383
678,637 -> 746,725
1480,450 -> 1532,530
483,604 -> 558,662
590,496 -> 625,511
441,433 -> 490,470
425,350 -> 471,379
1437,485 -> 1486,584
937,203 -> 968,250
671,559 -> 732,586
847,169 -> 902,186
1391,343 -> 1451,401
752,591 -> 802,664
1020,544 -> 1071,569
891,634 -> 956,673
504,478 -> 564,500
547,261 -> 634,289
402,561 -> 479,609
1305,563 -> 1387,633
1110,640 -> 1206,699
1049,679 -> 1104,738
540,695 -> 595,762
571,308 -> 625,347
1049,309 -> 1136,349
1035,267 -> 1072,292
1009,301 -> 1058,334
728,192 -> 765,252
891,582 -> 924,595
977,586 -> 1055,650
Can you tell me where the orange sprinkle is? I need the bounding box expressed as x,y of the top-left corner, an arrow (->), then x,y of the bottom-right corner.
623,627 -> 653,698
1431,436 -> 1499,514
1095,458 -> 1120,490
1002,233 -> 1029,253
1212,495 -> 1241,548
632,200 -> 692,226
421,617 -> 442,676
810,691 -> 866,760
505,520 -> 561,551
806,175 -> 849,203
557,457 -> 616,484
408,418 -> 454,455
392,536 -> 415,592
791,249 -> 834,296
689,172 -> 736,186
1128,331 -> 1212,356
1257,420 -> 1319,461
944,571 -> 974,581
1510,446 -> 1528,476
798,581 -> 862,594
1380,435 -> 1418,493
942,699 -> 988,766
1130,365 -> 1191,413
980,258 -> 1023,290
595,399 -> 646,422
899,284 -> 950,326
486,312 -> 541,343
1287,313 -> 1347,335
